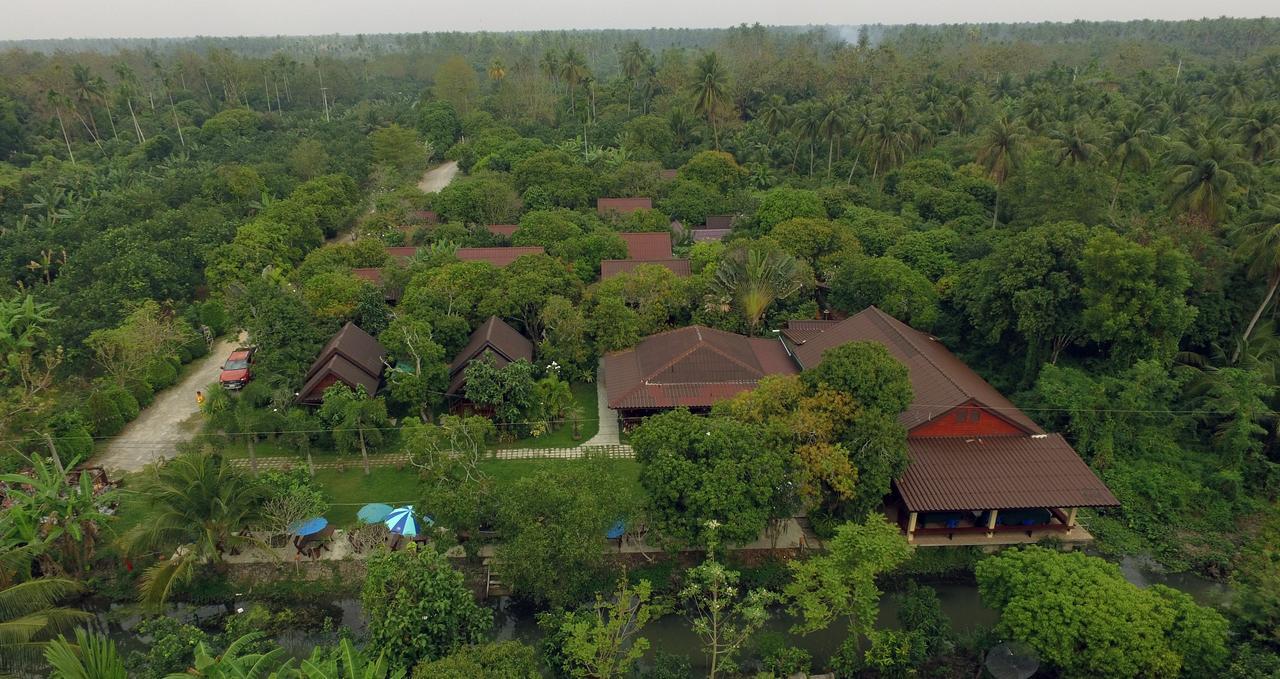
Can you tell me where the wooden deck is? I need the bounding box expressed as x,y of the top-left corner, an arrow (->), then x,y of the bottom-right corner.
884,503 -> 1096,548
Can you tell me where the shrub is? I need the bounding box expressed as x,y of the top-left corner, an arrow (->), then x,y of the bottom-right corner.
125,617 -> 210,679
83,384 -> 140,436
642,651 -> 694,679
757,633 -> 812,676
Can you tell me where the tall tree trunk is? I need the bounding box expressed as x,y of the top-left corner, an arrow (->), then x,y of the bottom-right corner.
73,109 -> 102,148
1235,272 -> 1280,363
55,107 -> 75,164
1110,158 -> 1127,212
169,92 -> 186,148
827,136 -> 835,177
358,428 -> 370,475
102,99 -> 119,140
126,97 -> 145,142
992,186 -> 1001,228
247,432 -> 258,476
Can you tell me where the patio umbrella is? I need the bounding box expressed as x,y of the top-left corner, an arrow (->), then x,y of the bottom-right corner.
288,517 -> 328,537
384,506 -> 421,537
357,503 -> 393,524
606,520 -> 626,540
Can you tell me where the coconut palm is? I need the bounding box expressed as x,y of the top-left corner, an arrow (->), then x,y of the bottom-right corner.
1166,137 -> 1250,226
69,64 -> 102,146
559,48 -> 589,115
620,41 -> 650,112
861,103 -> 919,181
791,102 -> 823,175
1048,119 -> 1098,166
0,578 -> 89,673
818,97 -> 850,178
120,453 -> 268,605
1235,196 -> 1280,361
1106,111 -> 1154,210
44,628 -> 128,679
690,51 -> 730,149
540,49 -> 561,91
1235,103 -> 1280,164
976,113 -> 1027,227
112,62 -> 145,143
487,58 -> 507,84
713,247 -> 807,335
46,90 -> 76,164
755,95 -> 789,137
89,75 -> 119,141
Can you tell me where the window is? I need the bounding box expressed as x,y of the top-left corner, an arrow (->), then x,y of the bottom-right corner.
969,409 -> 981,422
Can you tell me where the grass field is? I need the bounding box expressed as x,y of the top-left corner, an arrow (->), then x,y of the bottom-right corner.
499,382 -> 599,449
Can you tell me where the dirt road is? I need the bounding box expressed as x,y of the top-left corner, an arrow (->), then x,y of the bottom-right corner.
417,160 -> 458,193
93,335 -> 243,475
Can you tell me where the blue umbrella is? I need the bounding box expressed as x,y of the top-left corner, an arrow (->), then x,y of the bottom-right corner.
357,503 -> 393,524
384,506 -> 423,537
288,517 -> 328,537
606,520 -> 626,540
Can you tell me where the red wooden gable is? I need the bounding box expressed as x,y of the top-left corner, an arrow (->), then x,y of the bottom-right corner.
908,402 -> 1027,438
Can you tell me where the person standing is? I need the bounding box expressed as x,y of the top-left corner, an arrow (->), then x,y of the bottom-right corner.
196,390 -> 205,408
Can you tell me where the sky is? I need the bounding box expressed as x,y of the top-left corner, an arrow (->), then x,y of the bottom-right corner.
2,0 -> 1275,41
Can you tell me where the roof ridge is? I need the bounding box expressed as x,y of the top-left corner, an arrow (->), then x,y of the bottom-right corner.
865,306 -> 973,401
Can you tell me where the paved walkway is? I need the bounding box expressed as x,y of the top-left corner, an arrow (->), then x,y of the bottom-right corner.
93,334 -> 244,475
582,359 -> 620,447
230,444 -> 635,471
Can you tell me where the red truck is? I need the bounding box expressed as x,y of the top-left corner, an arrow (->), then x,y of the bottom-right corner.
219,347 -> 256,390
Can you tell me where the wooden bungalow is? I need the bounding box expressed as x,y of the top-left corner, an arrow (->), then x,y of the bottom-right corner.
485,224 -> 520,239
297,323 -> 387,405
351,268 -> 400,303
446,316 -> 534,400
600,232 -> 690,280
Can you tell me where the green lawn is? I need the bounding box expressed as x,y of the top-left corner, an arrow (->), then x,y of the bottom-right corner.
499,382 -> 600,449
312,457 -> 641,527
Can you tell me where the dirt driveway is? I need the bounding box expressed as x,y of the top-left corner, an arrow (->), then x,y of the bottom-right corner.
417,160 -> 458,193
93,335 -> 243,475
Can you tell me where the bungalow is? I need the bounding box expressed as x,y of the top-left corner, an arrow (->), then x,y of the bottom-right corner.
600,231 -> 691,280
485,224 -> 520,239
446,316 -> 534,399
297,323 -> 387,405
597,197 -> 652,217
604,306 -> 1119,546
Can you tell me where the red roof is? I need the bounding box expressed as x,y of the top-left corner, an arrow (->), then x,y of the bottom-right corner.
387,247 -> 417,262
783,307 -> 1043,434
658,169 -> 679,181
597,198 -> 653,215
604,325 -> 797,410
897,435 -> 1120,512
703,215 -> 734,230
409,210 -> 439,224
351,268 -> 382,284
692,229 -> 730,242
600,259 -> 692,280
447,316 -> 534,395
456,247 -> 545,267
619,232 -> 673,259
486,224 -> 519,238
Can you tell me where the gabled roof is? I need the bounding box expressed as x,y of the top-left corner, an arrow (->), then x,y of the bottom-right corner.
703,215 -> 734,230
600,259 -> 691,280
783,307 -> 1042,434
692,229 -> 730,242
298,323 -> 386,404
486,224 -> 519,238
387,247 -> 417,262
597,197 -> 652,215
618,232 -> 673,259
455,247 -> 545,267
604,325 -> 797,410
897,434 -> 1120,512
446,316 -> 534,395
351,268 -> 400,302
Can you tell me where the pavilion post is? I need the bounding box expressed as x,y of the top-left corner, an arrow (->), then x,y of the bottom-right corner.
985,509 -> 998,537
1066,507 -> 1078,527
906,512 -> 918,543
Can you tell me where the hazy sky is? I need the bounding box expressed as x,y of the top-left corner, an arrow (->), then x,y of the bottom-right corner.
3,0 -> 1275,41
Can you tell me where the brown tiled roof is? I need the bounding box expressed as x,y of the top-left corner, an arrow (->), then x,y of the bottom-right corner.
387,247 -> 417,262
486,224 -> 519,238
409,210 -> 439,224
455,247 -> 545,267
600,259 -> 692,280
604,326 -> 798,410
692,229 -> 730,242
703,215 -> 734,230
897,434 -> 1119,512
658,169 -> 679,181
619,232 -> 673,259
298,323 -> 386,404
351,268 -> 400,302
597,197 -> 652,215
784,307 -> 1042,434
446,316 -> 534,395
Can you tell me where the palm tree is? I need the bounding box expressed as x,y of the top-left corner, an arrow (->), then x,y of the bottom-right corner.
69,64 -> 102,146
1235,103 -> 1280,164
791,102 -> 823,175
559,48 -> 589,115
620,41 -> 650,112
120,453 -> 268,605
112,62 -> 145,143
0,578 -> 88,674
487,58 -> 507,85
690,51 -> 730,150
976,113 -> 1027,227
44,628 -> 128,679
89,75 -> 118,141
1106,112 -> 1154,211
712,247 -> 807,335
540,49 -> 561,91
861,103 -> 917,181
46,90 -> 76,164
1166,137 -> 1249,226
755,95 -> 789,137
1048,119 -> 1098,166
818,97 -> 850,178
1235,197 -> 1280,361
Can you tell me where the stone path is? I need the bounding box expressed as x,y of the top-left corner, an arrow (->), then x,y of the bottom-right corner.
229,444 -> 635,471
93,333 -> 245,475
582,359 -> 620,447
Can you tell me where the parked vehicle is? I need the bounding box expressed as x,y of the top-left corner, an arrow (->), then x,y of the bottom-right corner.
219,347 -> 256,389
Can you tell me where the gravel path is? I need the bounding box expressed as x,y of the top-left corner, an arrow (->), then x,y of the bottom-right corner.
93,335 -> 243,475
583,359 -> 620,446
417,160 -> 458,193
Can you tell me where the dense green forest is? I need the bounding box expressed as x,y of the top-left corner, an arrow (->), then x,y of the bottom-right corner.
1,17 -> 1278,678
